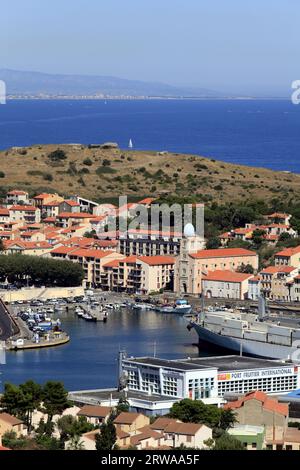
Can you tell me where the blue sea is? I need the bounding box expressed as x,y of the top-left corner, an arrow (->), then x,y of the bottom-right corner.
1,98 -> 300,391
0,99 -> 300,171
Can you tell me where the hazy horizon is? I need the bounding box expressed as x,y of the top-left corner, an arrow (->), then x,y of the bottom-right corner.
1,0 -> 299,97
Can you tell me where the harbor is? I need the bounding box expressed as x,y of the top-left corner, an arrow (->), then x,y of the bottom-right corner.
0,297 -> 198,391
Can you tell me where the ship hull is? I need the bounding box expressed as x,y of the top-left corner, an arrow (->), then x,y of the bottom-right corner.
191,322 -> 296,359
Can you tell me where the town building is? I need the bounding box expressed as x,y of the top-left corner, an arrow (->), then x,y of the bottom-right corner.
101,255 -> 175,294
0,412 -> 27,439
77,405 -> 112,426
58,200 -> 81,214
259,266 -> 298,301
70,355 -> 300,416
201,270 -> 254,299
224,391 -> 288,443
227,425 -> 265,450
274,246 -> 300,267
150,417 -> 212,449
175,245 -> 258,296
113,412 -> 150,434
224,390 -> 300,450
9,205 -> 41,224
118,229 -> 183,257
248,275 -> 261,300
5,190 -> 29,205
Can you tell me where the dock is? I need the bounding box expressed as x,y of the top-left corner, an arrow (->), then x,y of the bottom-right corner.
6,332 -> 70,350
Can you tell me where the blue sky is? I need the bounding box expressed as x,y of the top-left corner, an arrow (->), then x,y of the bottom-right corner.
1,0 -> 299,95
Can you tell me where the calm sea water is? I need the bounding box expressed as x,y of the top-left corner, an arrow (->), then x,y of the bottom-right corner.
0,99 -> 300,171
1,309 -> 200,391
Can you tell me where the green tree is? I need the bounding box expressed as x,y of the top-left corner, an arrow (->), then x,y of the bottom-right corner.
206,237 -> 221,250
95,415 -> 117,451
116,394 -> 130,414
0,239 -> 4,252
168,399 -> 221,428
57,415 -> 94,444
1,430 -> 27,450
251,229 -> 266,248
66,435 -> 85,450
19,380 -> 43,432
218,409 -> 237,431
42,381 -> 70,434
1,383 -> 24,417
236,263 -> 254,274
213,433 -> 245,450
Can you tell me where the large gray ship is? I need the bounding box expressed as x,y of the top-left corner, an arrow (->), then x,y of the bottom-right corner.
187,297 -> 300,360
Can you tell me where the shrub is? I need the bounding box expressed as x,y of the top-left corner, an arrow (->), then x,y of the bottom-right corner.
47,149 -> 67,162
43,173 -> 53,182
83,158 -> 93,166
0,171 -> 5,178
96,167 -> 117,175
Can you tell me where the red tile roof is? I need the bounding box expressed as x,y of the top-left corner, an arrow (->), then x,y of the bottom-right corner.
10,205 -> 37,212
275,246 -> 300,257
202,270 -> 253,283
0,412 -> 24,426
164,422 -> 203,435
50,246 -> 77,255
69,248 -> 113,259
57,212 -> 96,219
77,405 -> 112,418
260,266 -> 296,274
120,256 -> 138,264
190,248 -> 257,259
138,255 -> 175,266
7,190 -> 27,196
224,391 -> 288,416
0,208 -> 9,216
138,197 -> 156,205
63,200 -> 80,207
113,412 -> 144,425
33,193 -> 54,199
103,259 -> 121,268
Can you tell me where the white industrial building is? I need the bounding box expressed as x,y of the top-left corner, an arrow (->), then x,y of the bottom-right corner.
69,355 -> 300,416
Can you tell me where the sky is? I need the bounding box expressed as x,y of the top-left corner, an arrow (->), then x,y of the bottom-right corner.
1,0 -> 299,96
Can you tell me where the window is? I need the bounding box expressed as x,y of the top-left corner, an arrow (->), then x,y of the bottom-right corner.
187,435 -> 192,443
251,442 -> 257,449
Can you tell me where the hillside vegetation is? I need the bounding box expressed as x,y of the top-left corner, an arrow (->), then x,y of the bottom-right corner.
1,144 -> 300,204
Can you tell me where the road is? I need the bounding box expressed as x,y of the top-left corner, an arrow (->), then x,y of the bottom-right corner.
0,299 -> 19,340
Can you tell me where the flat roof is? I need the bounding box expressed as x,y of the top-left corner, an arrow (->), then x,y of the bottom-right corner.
182,355 -> 295,372
123,357 -> 212,371
69,388 -> 179,404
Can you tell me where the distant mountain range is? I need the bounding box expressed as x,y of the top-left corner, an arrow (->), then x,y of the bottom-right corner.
0,69 -> 223,98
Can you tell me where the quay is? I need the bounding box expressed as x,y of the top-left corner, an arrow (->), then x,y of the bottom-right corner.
6,331 -> 70,350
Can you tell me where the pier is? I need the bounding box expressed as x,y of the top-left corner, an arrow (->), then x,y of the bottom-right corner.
6,331 -> 70,350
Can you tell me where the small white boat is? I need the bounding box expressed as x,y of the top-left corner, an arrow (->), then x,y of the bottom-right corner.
132,303 -> 152,311
158,299 -> 192,314
128,138 -> 133,149
105,304 -> 114,310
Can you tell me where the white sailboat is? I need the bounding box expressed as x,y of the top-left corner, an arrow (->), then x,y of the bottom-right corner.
128,139 -> 133,149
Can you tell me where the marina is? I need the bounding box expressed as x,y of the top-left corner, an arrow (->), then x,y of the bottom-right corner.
0,302 -> 199,391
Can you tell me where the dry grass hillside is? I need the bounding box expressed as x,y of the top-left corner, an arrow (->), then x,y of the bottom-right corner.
1,143 -> 300,203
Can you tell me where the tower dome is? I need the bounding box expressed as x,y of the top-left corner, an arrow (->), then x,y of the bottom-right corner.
184,223 -> 195,237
